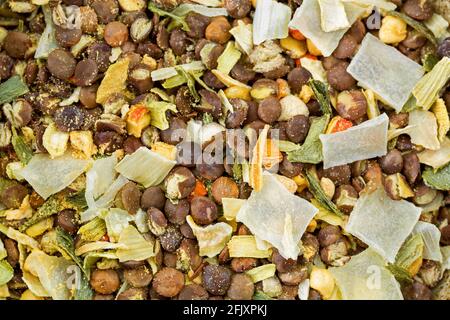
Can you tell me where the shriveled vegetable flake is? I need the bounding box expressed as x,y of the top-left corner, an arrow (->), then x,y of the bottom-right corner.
96,58 -> 130,105
422,163 -> 450,191
340,0 -> 396,11
418,137 -> 450,169
318,0 -> 350,32
227,235 -> 272,259
329,249 -> 403,300
253,0 -> 291,45
408,110 -> 440,150
21,152 -> 90,200
249,124 -> 269,191
34,5 -> 58,59
347,34 -> 424,112
217,41 -> 241,75
222,198 -> 246,221
431,98 -> 449,142
245,264 -> 276,283
103,208 -> 133,243
424,14 -> 450,39
319,113 -> 389,169
346,187 -> 421,263
0,260 -> 13,286
186,216 -> 232,258
229,21 -> 253,55
411,221 -> 442,263
237,173 -> 318,259
301,58 -> 327,82
116,225 -> 155,262
145,99 -> 177,130
151,61 -> 204,81
115,147 -> 176,188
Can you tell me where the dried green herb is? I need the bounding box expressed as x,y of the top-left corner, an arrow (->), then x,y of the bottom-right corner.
422,53 -> 439,72
386,264 -> 413,285
176,67 -> 200,102
0,75 -> 29,105
387,11 -> 437,47
202,112 -> 214,125
305,168 -> 344,218
11,127 -> 33,165
308,79 -> 332,115
287,115 -> 329,164
422,163 -> 450,191
148,2 -> 189,32
253,291 -> 274,300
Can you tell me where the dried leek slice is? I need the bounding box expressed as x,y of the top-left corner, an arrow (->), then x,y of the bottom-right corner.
151,61 -> 204,81
418,137 -> 450,169
412,57 -> 450,111
222,198 -> 246,221
319,113 -> 389,169
318,0 -> 350,32
252,0 -> 291,45
85,153 -> 118,202
236,173 -> 318,259
75,241 -> 125,256
431,98 -> 449,142
103,208 -> 133,243
115,147 -> 176,188
347,34 -> 424,112
245,264 -> 276,283
116,225 -> 155,262
227,235 -> 272,258
288,0 -> 366,57
329,248 -> 403,300
408,110 -> 440,150
229,21 -> 253,55
424,14 -> 450,39
186,216 -> 232,258
21,152 -> 90,200
346,187 -> 421,263
217,41 -> 241,75
411,221 -> 442,263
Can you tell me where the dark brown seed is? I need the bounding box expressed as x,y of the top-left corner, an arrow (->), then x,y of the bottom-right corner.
333,184 -> 358,213
163,252 -> 178,268
402,152 -> 420,185
129,63 -> 153,94
380,149 -> 404,174
403,0 -> 433,21
178,284 -> 209,300
199,89 -> 223,119
190,196 -> 218,225
224,0 -> 251,19
226,99 -> 249,128
278,266 -> 308,286
318,225 -> 341,247
403,282 -> 432,300
24,61 -> 38,85
55,26 -> 82,48
0,53 -> 14,81
169,29 -> 188,56
141,187 -> 166,210
123,136 -> 143,155
4,31 -> 31,59
90,269 -> 120,294
92,0 -> 119,24
263,64 -> 290,80
271,248 -> 296,273
117,287 -> 148,300
160,118 -> 187,145
401,31 -> 427,49
165,167 -> 196,200
327,62 -> 356,91
440,225 -> 450,245
93,294 -> 114,300
165,199 -> 190,225
73,59 -> 98,87
389,112 -> 409,128
153,267 -> 185,297
202,265 -> 232,296
80,6 -> 99,34
120,182 -> 141,215
286,115 -> 310,144
333,34 -> 357,59
175,86 -> 193,116
308,289 -> 322,300
87,42 -> 112,72
136,42 -> 163,59
279,155 -> 303,178
94,131 -> 124,153
258,97 -> 282,124
196,163 -> 225,181
230,62 -> 256,84
54,105 -> 85,132
322,56 -> 346,71
79,85 -> 98,109
287,67 -> 312,93
47,49 -> 76,80
396,134 -> 413,151
348,20 -> 366,43
185,12 -> 210,39
437,37 -> 450,58
321,165 -> 352,186
147,207 -> 168,236
227,273 -> 254,300
307,99 -> 322,116
211,177 -> 239,204
120,260 -> 146,269
56,209 -> 78,235
160,225 -> 183,252
231,258 -> 258,273
4,239 -> 19,268
180,222 -> 195,239
203,70 -> 226,89
123,265 -> 153,288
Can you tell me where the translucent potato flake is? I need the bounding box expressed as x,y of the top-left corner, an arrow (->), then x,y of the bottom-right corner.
347,34 -> 424,112
236,173 -> 318,259
320,113 -> 389,169
329,249 -> 403,300
346,187 -> 421,263
411,221 -> 442,262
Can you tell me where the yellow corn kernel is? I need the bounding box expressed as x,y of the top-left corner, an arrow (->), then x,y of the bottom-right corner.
70,130 -> 97,159
276,79 -> 290,99
306,39 -> 322,56
151,141 -> 177,161
293,174 -> 308,193
379,16 -> 407,44
299,84 -> 314,103
224,86 -> 251,100
280,36 -> 307,59
310,267 -> 336,300
126,104 -> 151,138
306,219 -> 317,232
20,289 -> 44,300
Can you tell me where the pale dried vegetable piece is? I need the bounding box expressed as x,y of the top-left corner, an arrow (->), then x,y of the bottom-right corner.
309,267 -> 336,299
329,248 -> 403,300
411,221 -> 443,262
318,0 -> 350,32
186,216 -> 232,258
408,110 -> 440,150
227,235 -> 272,258
252,0 -> 291,45
424,14 -> 450,39
345,187 -> 421,263
21,152 -> 90,199
431,98 -> 450,142
222,198 -> 246,221
237,173 -> 318,259
245,264 -> 276,283
42,122 -> 69,159
347,34 -> 424,112
229,21 -> 253,55
319,113 -> 389,169
418,137 -> 450,169
249,124 -> 269,191
300,57 -> 327,82
115,146 -> 176,188
96,58 -> 130,105
116,225 -> 155,262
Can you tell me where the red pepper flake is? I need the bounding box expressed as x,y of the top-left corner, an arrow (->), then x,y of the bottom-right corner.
330,117 -> 353,133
